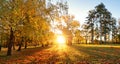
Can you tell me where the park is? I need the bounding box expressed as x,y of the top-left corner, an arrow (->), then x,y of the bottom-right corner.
0,0 -> 120,64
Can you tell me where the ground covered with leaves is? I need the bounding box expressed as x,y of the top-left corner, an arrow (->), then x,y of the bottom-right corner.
0,44 -> 120,64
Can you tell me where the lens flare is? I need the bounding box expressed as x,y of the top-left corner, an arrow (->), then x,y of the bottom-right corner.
57,35 -> 66,45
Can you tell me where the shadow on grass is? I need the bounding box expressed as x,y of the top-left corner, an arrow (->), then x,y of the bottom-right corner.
70,44 -> 120,63
0,46 -> 51,63
1,44 -> 120,63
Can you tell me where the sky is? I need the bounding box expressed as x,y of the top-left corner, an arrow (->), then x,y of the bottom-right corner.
67,0 -> 120,26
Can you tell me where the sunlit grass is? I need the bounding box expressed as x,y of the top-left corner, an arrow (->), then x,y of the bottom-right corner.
76,44 -> 120,48
1,44 -> 120,63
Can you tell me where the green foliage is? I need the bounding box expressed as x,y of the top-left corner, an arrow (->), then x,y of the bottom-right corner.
83,3 -> 117,44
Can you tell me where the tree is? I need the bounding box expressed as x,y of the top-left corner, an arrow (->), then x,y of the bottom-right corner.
118,19 -> 120,42
86,10 -> 96,43
110,17 -> 117,43
0,0 -> 23,55
95,3 -> 113,43
84,3 -> 114,44
0,0 -> 55,55
0,0 -> 71,55
57,15 -> 80,45
74,29 -> 84,44
82,23 -> 91,44
0,20 -> 3,51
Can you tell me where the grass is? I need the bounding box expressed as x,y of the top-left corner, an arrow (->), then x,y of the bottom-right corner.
0,44 -> 120,63
72,44 -> 120,63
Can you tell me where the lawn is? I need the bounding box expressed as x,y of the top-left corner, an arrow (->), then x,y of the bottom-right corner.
0,44 -> 120,64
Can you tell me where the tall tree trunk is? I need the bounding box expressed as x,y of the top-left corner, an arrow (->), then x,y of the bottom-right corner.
100,23 -> 103,44
99,17 -> 103,44
17,43 -> 22,51
0,35 -> 2,51
69,37 -> 72,45
108,33 -> 110,43
85,34 -> 87,44
17,37 -> 23,51
24,42 -> 27,49
7,28 -> 14,56
119,37 -> 120,43
104,33 -> 107,44
100,35 -> 102,44
116,37 -> 117,44
0,45 -> 1,51
41,43 -> 44,47
91,26 -> 94,44
13,42 -> 15,50
112,36 -> 113,44
86,39 -> 87,44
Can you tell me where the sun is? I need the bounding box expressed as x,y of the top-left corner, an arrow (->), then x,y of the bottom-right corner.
57,35 -> 66,45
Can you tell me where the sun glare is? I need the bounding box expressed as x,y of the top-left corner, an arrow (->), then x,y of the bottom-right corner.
57,35 -> 66,45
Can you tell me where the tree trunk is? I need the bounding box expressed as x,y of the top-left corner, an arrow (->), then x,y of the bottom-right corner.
13,43 -> 15,50
108,33 -> 110,43
100,24 -> 102,44
116,37 -> 117,44
17,43 -> 22,51
85,36 -> 88,44
91,26 -> 94,44
17,37 -> 23,51
119,37 -> 120,44
104,33 -> 107,44
41,43 -> 44,47
24,42 -> 27,49
0,38 -> 1,51
99,17 -> 103,44
0,45 -> 1,51
7,28 -> 14,56
86,39 -> 87,44
68,37 -> 72,45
